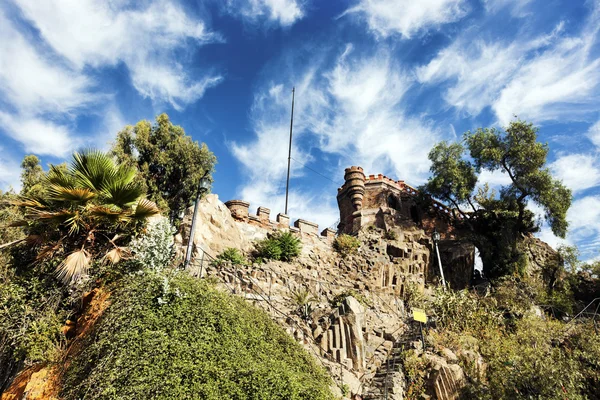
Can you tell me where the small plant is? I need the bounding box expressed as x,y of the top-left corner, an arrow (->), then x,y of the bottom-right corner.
255,237 -> 282,261
333,234 -> 360,257
213,248 -> 246,267
274,231 -> 302,261
129,216 -> 176,270
330,290 -> 372,308
383,230 -> 398,240
341,384 -> 350,397
254,231 -> 302,262
291,287 -> 318,321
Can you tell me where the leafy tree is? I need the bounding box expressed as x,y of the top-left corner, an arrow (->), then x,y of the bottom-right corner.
111,113 -> 216,221
9,150 -> 159,284
423,120 -> 572,278
20,155 -> 45,198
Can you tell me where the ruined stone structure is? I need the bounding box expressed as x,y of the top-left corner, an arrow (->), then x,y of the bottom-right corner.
336,166 -> 476,290
176,166 -> 482,399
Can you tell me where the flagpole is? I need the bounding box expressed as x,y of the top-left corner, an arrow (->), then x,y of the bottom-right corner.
284,87 -> 295,215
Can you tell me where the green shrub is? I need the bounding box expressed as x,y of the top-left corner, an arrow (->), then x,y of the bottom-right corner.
129,216 -> 176,270
255,238 -> 282,261
383,230 -> 398,240
254,231 -> 302,262
214,248 -> 246,266
330,290 -> 372,308
333,234 -> 360,257
274,231 -> 302,261
61,270 -> 334,400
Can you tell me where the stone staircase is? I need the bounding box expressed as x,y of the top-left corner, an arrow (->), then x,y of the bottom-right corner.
362,321 -> 422,399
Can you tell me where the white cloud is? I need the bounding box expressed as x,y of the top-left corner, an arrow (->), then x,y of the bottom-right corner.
417,9 -> 600,125
550,153 -> 600,193
588,120 -> 600,148
0,11 -> 95,115
477,169 -> 513,188
483,0 -> 533,17
12,0 -> 222,109
345,0 -> 469,38
232,45 -> 439,228
0,151 -> 21,191
226,0 -> 304,26
534,195 -> 600,261
0,112 -> 77,157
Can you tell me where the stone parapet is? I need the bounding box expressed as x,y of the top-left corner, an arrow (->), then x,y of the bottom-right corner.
257,207 -> 271,224
277,213 -> 290,228
294,219 -> 319,235
225,200 -> 250,220
321,228 -> 337,241
224,200 -> 324,238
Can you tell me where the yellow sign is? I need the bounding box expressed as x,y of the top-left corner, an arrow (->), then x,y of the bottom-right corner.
412,308 -> 427,323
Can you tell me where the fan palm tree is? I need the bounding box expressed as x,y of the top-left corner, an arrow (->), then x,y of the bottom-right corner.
9,150 -> 159,284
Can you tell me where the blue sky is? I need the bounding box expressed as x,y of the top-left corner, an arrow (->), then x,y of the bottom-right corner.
0,0 -> 599,261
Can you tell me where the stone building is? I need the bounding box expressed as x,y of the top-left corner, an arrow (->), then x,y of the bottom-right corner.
336,166 -> 476,290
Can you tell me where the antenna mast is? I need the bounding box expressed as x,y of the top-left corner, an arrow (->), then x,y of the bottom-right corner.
284,87 -> 295,215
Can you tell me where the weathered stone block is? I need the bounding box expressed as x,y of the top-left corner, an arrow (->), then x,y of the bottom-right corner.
294,219 -> 318,235
257,206 -> 270,225
276,213 -> 290,228
224,199 -> 250,220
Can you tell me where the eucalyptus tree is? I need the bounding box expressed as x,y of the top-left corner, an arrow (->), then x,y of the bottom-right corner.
111,113 -> 216,222
423,120 -> 571,278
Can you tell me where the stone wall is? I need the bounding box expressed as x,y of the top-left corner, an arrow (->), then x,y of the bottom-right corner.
337,167 -> 457,239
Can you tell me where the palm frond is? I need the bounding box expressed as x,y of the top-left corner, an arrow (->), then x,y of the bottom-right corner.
103,246 -> 129,265
47,185 -> 96,203
10,197 -> 46,209
8,220 -> 29,227
89,205 -> 127,222
72,150 -> 117,192
56,249 -> 90,284
64,211 -> 86,235
131,198 -> 160,220
28,209 -> 75,223
46,164 -> 76,189
100,181 -> 143,208
24,234 -> 44,246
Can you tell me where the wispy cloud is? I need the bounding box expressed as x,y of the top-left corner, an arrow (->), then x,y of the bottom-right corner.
232,44 -> 439,228
12,0 -> 222,110
344,0 -> 469,39
550,153 -> 600,193
417,5 -> 600,125
0,150 -> 21,191
482,0 -> 534,17
225,0 -> 304,26
0,112 -> 77,157
0,12 -> 96,116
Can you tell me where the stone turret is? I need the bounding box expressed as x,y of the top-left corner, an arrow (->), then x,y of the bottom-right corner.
343,166 -> 366,211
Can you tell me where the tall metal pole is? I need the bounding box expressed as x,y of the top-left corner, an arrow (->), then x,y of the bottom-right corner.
435,241 -> 447,290
284,87 -> 295,215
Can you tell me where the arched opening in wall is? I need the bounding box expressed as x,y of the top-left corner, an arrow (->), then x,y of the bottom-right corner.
392,274 -> 397,288
387,194 -> 397,209
410,205 -> 420,225
473,247 -> 484,283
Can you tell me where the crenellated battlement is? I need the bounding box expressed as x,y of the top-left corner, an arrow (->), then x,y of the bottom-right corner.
337,166 -> 457,236
224,200 -> 336,240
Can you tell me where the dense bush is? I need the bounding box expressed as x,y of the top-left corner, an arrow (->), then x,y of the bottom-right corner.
61,270 -> 334,400
427,286 -> 600,400
254,231 -> 302,262
333,234 -> 360,257
129,216 -> 176,270
213,247 -> 247,266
